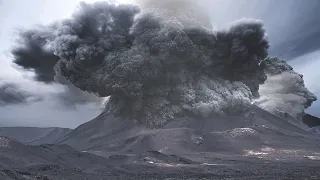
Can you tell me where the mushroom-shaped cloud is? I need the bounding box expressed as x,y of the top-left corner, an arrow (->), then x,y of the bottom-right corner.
13,1 -> 271,127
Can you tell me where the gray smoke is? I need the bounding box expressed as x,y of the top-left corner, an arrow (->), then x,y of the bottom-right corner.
256,57 -> 317,120
13,1 -> 270,127
12,26 -> 59,82
12,26 -> 102,106
0,80 -> 42,106
53,74 -> 103,107
134,0 -> 212,28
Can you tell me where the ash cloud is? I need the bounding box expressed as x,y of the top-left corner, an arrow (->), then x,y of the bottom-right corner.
13,1 -> 275,127
134,0 -> 212,28
12,26 -> 102,106
0,80 -> 42,106
255,57 -> 317,121
12,26 -> 59,83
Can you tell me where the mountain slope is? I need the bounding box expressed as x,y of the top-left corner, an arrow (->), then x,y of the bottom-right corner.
0,127 -> 71,145
59,105 -> 319,158
53,105 -> 320,179
1,105 -> 320,179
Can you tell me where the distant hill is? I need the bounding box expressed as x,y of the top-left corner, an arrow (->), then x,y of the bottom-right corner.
0,127 -> 72,145
303,114 -> 320,128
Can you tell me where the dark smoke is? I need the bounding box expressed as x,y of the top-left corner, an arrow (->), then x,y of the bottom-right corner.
0,81 -> 42,106
12,26 -> 102,106
12,26 -> 59,83
13,1 -> 272,127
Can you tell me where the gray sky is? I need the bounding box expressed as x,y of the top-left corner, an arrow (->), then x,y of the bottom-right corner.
0,0 -> 319,128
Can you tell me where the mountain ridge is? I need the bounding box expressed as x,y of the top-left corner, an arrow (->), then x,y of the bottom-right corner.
0,127 -> 72,145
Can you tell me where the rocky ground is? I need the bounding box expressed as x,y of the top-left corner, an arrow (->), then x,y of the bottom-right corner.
0,145 -> 319,180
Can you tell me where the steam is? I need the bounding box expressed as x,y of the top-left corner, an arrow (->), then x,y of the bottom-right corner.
11,0 -> 316,127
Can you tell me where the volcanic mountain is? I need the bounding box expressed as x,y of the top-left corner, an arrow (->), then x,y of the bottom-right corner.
59,105 -> 319,157
1,105 -> 319,179
51,104 -> 320,179
2,0 -> 320,179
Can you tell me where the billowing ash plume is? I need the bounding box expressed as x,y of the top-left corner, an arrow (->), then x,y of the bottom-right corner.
12,26 -> 102,106
256,57 -> 317,121
12,26 -> 59,82
13,1 -> 271,127
0,80 -> 42,106
135,0 -> 212,28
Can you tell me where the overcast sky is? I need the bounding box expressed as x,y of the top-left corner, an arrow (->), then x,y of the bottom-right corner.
0,0 -> 319,128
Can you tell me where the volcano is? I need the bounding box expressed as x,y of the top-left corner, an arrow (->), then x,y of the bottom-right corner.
2,0 -> 320,179
60,105 -> 317,155
49,105 -> 320,179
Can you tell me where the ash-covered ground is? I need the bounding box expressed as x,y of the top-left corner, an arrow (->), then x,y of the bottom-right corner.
1,105 -> 320,180
1,0 -> 320,179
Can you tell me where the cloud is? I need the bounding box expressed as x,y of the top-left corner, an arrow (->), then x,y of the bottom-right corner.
10,0 -> 317,128
0,80 -> 42,106
289,50 -> 320,117
255,57 -> 317,120
11,26 -> 103,107
289,51 -> 320,93
12,26 -> 59,83
13,1 -> 271,127
0,99 -> 101,128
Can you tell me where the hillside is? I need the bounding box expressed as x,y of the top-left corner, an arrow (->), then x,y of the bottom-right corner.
0,127 -> 71,145
1,105 -> 320,179
0,136 -> 116,180
60,105 -> 318,155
